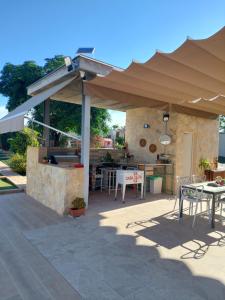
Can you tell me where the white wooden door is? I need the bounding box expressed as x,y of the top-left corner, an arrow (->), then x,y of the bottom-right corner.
182,133 -> 193,177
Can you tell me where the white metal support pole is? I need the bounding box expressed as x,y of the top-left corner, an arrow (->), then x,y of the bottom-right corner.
81,93 -> 91,207
43,98 -> 50,147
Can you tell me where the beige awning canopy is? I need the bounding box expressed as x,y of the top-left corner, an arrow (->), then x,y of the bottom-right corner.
84,26 -> 225,118
0,26 -> 224,135
0,78 -> 76,133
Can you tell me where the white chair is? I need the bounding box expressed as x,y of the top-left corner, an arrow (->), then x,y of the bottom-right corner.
173,176 -> 192,211
180,185 -> 211,227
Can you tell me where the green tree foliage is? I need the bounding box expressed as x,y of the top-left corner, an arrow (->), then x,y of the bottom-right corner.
90,107 -> 111,136
115,136 -> 125,149
219,115 -> 225,132
43,55 -> 65,74
8,128 -> 39,155
0,61 -> 43,111
0,55 -> 110,145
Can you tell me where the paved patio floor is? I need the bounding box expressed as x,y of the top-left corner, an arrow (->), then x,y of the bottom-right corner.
0,191 -> 225,299
0,192 -> 81,300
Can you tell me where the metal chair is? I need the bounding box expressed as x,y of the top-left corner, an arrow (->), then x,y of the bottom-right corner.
180,185 -> 211,227
217,197 -> 225,223
192,174 -> 210,211
173,176 -> 192,211
91,168 -> 104,192
192,174 -> 206,183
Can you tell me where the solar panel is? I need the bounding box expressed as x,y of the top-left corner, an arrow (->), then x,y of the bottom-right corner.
76,47 -> 95,54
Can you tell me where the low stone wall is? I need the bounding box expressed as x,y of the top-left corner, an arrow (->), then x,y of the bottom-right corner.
26,147 -> 84,215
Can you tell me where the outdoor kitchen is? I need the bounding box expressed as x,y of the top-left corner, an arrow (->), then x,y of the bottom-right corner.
25,102 -> 218,215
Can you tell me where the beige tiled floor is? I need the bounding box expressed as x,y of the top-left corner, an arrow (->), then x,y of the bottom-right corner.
0,192 -> 81,300
24,190 -> 225,299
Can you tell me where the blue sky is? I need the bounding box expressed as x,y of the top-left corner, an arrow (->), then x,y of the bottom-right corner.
0,0 -> 224,124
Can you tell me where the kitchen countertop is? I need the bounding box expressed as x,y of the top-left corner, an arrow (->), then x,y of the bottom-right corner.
90,161 -> 173,167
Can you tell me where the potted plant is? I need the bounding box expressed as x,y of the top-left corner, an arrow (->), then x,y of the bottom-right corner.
42,156 -> 48,164
103,152 -> 114,163
69,197 -> 86,217
199,158 -> 211,180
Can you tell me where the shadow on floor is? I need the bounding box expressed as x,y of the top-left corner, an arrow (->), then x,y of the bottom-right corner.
88,189 -> 174,214
24,201 -> 225,299
135,211 -> 225,260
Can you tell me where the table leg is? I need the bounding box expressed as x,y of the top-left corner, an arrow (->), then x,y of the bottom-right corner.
211,194 -> 216,228
112,170 -> 115,190
143,166 -> 146,199
179,187 -> 183,220
100,169 -> 103,192
122,184 -> 126,203
141,183 -> 144,199
115,181 -> 118,200
108,171 -> 111,195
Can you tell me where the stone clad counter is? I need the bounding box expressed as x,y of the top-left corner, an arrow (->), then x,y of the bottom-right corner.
26,147 -> 84,215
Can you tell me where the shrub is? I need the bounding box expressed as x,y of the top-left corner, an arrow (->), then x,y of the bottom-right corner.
8,153 -> 26,175
8,128 -> 39,155
71,197 -> 86,209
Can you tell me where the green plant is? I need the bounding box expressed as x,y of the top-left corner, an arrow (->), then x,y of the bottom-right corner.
8,153 -> 26,175
115,143 -> 123,150
115,136 -> 125,149
71,197 -> 86,210
199,158 -> 211,171
103,152 -> 114,162
8,128 -> 39,155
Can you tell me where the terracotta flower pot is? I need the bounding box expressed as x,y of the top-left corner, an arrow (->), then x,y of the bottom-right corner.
70,208 -> 85,217
73,163 -> 84,168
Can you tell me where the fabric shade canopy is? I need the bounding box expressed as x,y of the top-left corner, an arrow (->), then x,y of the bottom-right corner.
0,78 -> 76,133
84,26 -> 225,118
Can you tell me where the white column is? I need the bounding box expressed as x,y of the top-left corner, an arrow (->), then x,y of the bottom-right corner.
43,98 -> 50,147
81,94 -> 91,207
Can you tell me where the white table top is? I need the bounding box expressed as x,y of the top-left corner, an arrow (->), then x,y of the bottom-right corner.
183,181 -> 225,195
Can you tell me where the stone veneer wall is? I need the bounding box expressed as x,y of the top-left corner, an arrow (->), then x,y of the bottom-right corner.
175,114 -> 219,177
26,147 -> 84,215
90,148 -> 125,163
126,108 -> 177,163
126,107 -> 219,179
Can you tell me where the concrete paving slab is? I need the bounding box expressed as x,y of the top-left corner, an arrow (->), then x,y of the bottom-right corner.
25,191 -> 225,299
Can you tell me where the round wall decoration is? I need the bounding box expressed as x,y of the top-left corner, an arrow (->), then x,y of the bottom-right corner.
149,144 -> 157,153
139,138 -> 147,147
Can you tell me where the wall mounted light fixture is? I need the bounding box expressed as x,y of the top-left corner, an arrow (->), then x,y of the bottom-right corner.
163,112 -> 170,122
